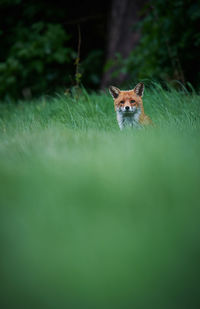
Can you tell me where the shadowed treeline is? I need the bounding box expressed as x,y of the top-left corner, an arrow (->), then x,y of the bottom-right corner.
0,0 -> 199,100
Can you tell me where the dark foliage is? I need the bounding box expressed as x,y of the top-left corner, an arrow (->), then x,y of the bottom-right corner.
0,0 -> 199,100
112,0 -> 200,89
0,0 -> 108,99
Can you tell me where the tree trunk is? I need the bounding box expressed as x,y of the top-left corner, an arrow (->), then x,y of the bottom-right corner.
101,0 -> 147,89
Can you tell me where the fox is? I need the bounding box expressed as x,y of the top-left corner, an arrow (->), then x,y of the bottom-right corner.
109,82 -> 152,130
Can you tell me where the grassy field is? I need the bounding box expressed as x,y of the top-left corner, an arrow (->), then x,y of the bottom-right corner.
1,84 -> 200,309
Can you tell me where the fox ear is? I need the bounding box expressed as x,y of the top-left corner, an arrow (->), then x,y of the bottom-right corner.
133,83 -> 144,97
109,86 -> 120,99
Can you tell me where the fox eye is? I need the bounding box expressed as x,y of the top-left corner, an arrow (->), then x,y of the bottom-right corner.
120,100 -> 125,104
130,100 -> 135,103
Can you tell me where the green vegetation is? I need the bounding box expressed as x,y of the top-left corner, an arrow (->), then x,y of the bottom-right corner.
0,0 -> 106,99
1,85 -> 200,308
0,21 -> 76,99
116,0 -> 200,87
1,0 -> 199,99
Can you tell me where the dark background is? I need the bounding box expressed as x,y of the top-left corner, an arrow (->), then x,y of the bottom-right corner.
0,0 -> 199,100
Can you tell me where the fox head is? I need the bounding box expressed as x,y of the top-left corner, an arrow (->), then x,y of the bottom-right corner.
109,83 -> 144,114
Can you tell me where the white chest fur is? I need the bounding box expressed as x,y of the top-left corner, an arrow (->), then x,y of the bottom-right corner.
116,109 -> 141,130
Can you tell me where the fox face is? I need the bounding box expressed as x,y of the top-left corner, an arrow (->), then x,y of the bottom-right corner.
109,83 -> 152,129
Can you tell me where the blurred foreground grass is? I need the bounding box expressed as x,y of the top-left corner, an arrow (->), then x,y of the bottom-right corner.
0,84 -> 200,309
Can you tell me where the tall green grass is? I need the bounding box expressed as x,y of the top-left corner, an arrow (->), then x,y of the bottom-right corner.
1,84 -> 200,309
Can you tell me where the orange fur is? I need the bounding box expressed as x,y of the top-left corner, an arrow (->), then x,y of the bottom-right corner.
114,90 -> 152,125
109,83 -> 152,129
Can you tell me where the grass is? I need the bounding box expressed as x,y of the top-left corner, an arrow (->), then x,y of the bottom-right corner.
1,84 -> 200,309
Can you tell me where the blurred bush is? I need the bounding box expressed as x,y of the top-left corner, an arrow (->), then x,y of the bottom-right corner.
0,0 -> 199,99
0,21 -> 76,99
0,0 -> 106,100
108,0 -> 200,89
80,50 -> 104,86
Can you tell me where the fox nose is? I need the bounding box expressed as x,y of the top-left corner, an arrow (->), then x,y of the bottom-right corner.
125,106 -> 130,111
